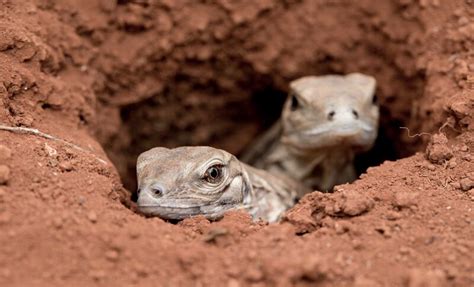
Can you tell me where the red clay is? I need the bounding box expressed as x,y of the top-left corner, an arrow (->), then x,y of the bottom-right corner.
0,0 -> 473,286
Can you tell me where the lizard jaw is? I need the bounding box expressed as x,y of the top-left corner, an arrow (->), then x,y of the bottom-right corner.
137,203 -> 238,220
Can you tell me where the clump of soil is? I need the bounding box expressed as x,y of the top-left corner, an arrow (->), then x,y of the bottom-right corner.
0,0 -> 473,286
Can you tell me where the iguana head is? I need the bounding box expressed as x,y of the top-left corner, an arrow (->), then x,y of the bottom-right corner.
136,146 -> 251,220
281,73 -> 379,153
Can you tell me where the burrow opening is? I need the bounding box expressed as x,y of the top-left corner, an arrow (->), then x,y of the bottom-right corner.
101,69 -> 427,204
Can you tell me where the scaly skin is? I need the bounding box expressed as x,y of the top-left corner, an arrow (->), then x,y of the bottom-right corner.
136,146 -> 310,222
241,73 -> 379,193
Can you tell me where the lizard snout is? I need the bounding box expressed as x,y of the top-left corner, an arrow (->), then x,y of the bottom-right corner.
140,183 -> 166,199
326,108 -> 360,121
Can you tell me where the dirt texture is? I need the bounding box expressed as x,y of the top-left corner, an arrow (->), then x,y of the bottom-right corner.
0,0 -> 473,286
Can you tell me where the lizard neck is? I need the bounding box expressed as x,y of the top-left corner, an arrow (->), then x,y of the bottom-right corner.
240,163 -> 303,222
274,141 -> 357,191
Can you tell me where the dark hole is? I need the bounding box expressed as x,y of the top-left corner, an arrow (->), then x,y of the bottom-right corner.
41,103 -> 52,109
250,87 -> 287,129
290,94 -> 299,111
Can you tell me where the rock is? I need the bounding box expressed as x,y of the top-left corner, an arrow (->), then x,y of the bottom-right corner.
386,210 -> 402,220
393,191 -> 419,209
425,134 -> 453,164
0,145 -> 12,161
459,178 -> 473,191
87,211 -> 98,223
336,191 -> 375,216
0,165 -> 10,185
43,143 -> 57,157
59,161 -> 74,172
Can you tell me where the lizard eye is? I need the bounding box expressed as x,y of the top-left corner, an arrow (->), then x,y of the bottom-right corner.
204,165 -> 223,183
290,94 -> 299,111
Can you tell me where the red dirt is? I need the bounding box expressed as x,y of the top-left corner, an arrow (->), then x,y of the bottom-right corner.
0,0 -> 473,286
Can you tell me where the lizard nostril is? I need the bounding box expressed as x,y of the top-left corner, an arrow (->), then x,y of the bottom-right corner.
327,111 -> 336,121
352,109 -> 359,119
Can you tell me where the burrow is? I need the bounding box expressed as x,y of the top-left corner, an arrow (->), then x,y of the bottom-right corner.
93,1 -> 438,204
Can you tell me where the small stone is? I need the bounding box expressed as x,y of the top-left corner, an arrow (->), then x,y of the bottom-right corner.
393,192 -> 419,209
105,250 -> 119,261
59,161 -> 73,172
459,178 -> 474,191
0,145 -> 12,161
425,134 -> 453,164
399,246 -> 413,255
459,145 -> 469,152
0,165 -> 10,185
467,190 -> 474,200
44,143 -> 57,157
386,210 -> 402,220
245,266 -> 264,282
447,159 -> 457,169
426,163 -> 436,171
87,211 -> 98,223
334,221 -> 351,234
451,182 -> 461,189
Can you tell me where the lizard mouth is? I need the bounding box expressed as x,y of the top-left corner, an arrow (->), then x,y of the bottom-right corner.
285,121 -> 377,150
137,203 -> 238,220
304,121 -> 374,136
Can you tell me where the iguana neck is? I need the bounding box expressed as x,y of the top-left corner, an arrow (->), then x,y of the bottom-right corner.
274,142 -> 357,191
240,163 -> 304,222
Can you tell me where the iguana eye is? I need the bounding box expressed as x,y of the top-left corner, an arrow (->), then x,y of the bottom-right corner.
290,94 -> 299,111
204,165 -> 223,183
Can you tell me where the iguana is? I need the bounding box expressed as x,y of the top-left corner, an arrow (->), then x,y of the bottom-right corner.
241,73 -> 379,192
136,146 -> 310,222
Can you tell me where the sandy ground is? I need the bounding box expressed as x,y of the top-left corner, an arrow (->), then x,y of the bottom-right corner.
0,0 -> 473,286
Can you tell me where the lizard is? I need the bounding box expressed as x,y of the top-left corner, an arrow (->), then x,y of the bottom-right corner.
136,146 -> 310,222
241,73 -> 379,193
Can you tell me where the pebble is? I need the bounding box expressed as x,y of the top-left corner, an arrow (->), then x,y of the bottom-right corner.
87,211 -> 98,223
0,145 -> 12,161
43,143 -> 57,157
105,250 -> 119,262
459,178 -> 473,191
59,161 -> 73,172
447,159 -> 457,169
0,165 -> 10,185
426,163 -> 436,171
386,210 -> 402,220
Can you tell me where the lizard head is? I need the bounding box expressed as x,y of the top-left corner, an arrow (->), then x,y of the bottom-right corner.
281,73 -> 379,153
136,146 -> 251,221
